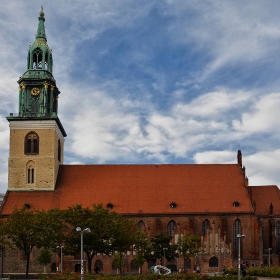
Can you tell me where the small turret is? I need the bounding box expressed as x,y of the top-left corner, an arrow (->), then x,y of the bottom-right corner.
237,150 -> 242,167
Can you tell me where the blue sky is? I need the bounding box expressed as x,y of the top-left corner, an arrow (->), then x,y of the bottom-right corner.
0,1 -> 280,193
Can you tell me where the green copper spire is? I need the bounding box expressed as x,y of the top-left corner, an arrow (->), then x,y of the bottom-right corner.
7,9 -> 66,137
36,7 -> 47,40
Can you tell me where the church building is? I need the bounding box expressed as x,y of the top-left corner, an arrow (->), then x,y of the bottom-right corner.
1,10 -> 280,274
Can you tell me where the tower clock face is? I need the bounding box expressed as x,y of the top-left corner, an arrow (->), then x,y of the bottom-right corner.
31,87 -> 40,96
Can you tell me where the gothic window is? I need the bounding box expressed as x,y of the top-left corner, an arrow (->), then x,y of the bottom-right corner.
184,258 -> 191,268
94,259 -> 103,272
209,256 -> 218,267
276,221 -> 280,252
32,48 -> 43,69
167,220 -> 176,235
233,219 -> 242,257
58,140 -> 61,162
130,259 -> 139,271
25,132 -> 39,154
138,220 -> 145,231
202,219 -> 210,236
26,161 -> 35,184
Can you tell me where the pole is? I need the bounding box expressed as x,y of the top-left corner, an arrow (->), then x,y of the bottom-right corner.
81,231 -> 84,280
218,249 -> 220,275
60,246 -> 63,273
238,236 -> 241,280
268,248 -> 272,267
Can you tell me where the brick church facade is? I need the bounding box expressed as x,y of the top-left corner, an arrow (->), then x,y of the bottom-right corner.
1,10 -> 280,275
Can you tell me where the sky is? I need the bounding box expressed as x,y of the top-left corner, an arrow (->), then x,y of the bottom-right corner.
0,1 -> 280,193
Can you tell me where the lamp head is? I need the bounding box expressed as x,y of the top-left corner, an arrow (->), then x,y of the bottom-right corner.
76,227 -> 81,232
84,228 -> 91,233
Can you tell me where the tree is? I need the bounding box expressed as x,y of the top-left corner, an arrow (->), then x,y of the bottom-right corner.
145,232 -> 178,266
63,204 -> 116,273
110,214 -> 138,274
133,230 -> 149,274
37,208 -> 67,259
112,252 -> 126,274
37,247 -> 52,273
177,232 -> 201,266
4,207 -> 45,279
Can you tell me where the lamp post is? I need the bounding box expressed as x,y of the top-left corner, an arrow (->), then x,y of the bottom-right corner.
268,248 -> 272,267
237,234 -> 246,280
56,246 -> 64,272
218,249 -> 221,275
76,227 -> 91,280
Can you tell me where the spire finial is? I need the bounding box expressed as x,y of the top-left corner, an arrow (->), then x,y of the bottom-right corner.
36,7 -> 46,40
40,6 -> 44,17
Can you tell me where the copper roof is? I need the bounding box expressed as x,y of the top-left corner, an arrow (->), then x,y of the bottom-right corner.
1,164 -> 254,215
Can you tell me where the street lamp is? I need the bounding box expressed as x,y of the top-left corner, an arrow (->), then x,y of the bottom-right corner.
268,248 -> 272,267
56,246 -> 64,272
237,234 -> 246,280
76,227 -> 91,280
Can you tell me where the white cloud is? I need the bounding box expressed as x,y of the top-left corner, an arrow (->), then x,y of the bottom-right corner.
0,1 -> 280,193
233,93 -> 280,135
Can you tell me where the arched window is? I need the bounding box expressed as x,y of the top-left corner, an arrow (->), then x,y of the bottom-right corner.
202,219 -> 210,236
138,220 -> 145,231
94,259 -> 103,273
26,161 -> 35,184
131,259 -> 139,271
233,219 -> 242,257
209,256 -> 218,267
184,258 -> 191,268
167,220 -> 176,235
58,140 -> 61,162
32,48 -> 43,69
25,132 -> 39,154
276,221 -> 280,252
51,263 -> 56,273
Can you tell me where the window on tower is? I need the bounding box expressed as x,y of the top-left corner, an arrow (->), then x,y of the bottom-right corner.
26,161 -> 35,184
58,140 -> 61,162
25,132 -> 39,154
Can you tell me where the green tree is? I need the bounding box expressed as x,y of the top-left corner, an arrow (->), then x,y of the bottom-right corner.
4,207 -> 45,279
63,204 -> 116,273
145,232 -> 178,266
37,247 -> 52,273
38,208 -> 67,257
112,252 -> 126,274
110,214 -> 138,274
177,232 -> 201,262
133,230 -> 149,274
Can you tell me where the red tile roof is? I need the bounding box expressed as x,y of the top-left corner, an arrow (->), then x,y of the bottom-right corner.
1,164 -> 254,215
250,185 -> 280,216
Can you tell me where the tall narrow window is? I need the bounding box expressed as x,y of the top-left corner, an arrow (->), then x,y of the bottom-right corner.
202,219 -> 210,236
138,220 -> 145,231
27,161 -> 35,184
58,140 -> 61,162
167,220 -> 176,235
233,219 -> 242,257
276,221 -> 280,253
25,132 -> 39,154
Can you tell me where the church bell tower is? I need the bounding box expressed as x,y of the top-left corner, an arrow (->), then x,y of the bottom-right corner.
6,9 -> 67,191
